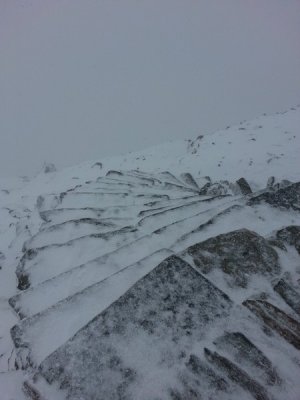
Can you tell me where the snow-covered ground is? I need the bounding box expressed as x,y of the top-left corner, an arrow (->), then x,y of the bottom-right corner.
0,106 -> 299,399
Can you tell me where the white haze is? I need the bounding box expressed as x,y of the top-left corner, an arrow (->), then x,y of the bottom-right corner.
0,0 -> 300,177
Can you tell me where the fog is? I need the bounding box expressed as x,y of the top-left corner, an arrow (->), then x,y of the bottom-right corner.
1,0 -> 300,177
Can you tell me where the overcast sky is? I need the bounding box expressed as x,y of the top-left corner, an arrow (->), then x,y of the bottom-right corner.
1,0 -> 300,177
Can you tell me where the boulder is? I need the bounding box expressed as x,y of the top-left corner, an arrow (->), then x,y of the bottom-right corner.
236,177 -> 252,195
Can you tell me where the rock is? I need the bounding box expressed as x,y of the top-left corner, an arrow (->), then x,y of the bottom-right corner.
16,273 -> 30,291
243,300 -> 300,350
199,181 -> 233,196
266,177 -> 292,190
273,179 -> 293,191
106,170 -> 123,177
274,279 -> 300,315
180,173 -> 199,190
267,176 -> 275,189
206,182 -> 229,196
92,162 -> 103,169
267,238 -> 287,251
42,163 -> 56,174
182,229 -> 280,288
199,182 -> 212,195
31,256 -> 232,399
36,196 -> 44,210
186,354 -> 229,391
275,226 -> 300,254
204,348 -> 272,400
247,182 -> 300,210
236,177 -> 252,195
213,332 -> 281,385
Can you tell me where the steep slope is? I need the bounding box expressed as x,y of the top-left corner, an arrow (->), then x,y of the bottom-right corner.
0,106 -> 299,399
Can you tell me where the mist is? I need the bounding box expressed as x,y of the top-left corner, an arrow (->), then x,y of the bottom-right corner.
1,0 -> 300,177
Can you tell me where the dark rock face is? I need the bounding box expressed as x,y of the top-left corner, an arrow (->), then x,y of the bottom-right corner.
274,279 -> 300,315
36,256 -> 232,400
275,225 -> 300,254
16,273 -> 30,291
199,182 -> 212,195
248,182 -> 300,210
180,173 -> 199,190
243,300 -> 300,350
182,229 -> 280,287
236,177 -> 252,195
186,354 -> 229,391
266,176 -> 275,189
204,348 -> 271,400
213,332 -> 281,386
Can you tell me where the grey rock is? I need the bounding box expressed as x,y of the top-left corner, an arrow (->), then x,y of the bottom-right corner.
275,225 -> 300,254
33,256 -> 231,399
92,162 -> 103,169
182,229 -> 280,288
206,182 -> 229,196
186,354 -> 229,391
204,348 -> 272,400
213,332 -> 281,385
274,279 -> 300,315
266,177 -> 292,190
243,300 -> 300,350
180,173 -> 200,190
106,170 -> 123,177
267,176 -> 275,188
273,179 -> 293,191
199,182 -> 212,195
199,181 -> 232,196
236,177 -> 252,195
248,182 -> 300,210
43,163 -> 56,174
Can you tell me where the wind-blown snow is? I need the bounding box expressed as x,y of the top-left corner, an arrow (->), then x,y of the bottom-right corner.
0,106 -> 300,399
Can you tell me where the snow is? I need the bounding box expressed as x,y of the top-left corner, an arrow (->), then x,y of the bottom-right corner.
0,106 -> 300,399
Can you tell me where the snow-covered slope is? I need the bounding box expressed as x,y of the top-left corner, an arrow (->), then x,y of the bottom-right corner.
0,106 -> 300,399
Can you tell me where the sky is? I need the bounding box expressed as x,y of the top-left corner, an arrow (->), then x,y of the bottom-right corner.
1,0 -> 300,178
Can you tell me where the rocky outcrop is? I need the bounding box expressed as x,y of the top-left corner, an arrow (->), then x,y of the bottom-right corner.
236,177 -> 252,195
248,181 -> 300,210
275,225 -> 300,254
29,256 -> 232,399
273,279 -> 300,315
6,170 -> 300,399
182,229 -> 280,288
243,300 -> 300,350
